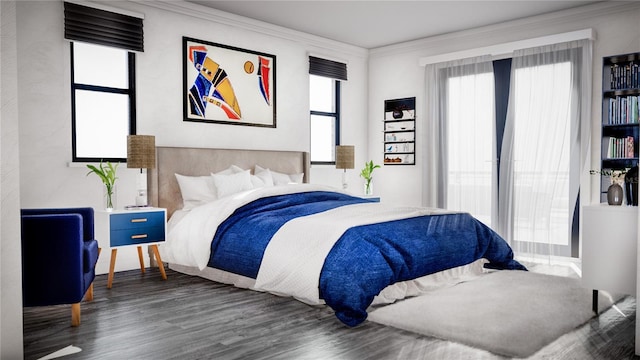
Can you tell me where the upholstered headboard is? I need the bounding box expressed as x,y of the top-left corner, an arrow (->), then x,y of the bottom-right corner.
147,146 -> 310,219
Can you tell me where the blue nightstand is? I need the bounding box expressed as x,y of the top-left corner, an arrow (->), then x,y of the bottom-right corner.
96,208 -> 167,288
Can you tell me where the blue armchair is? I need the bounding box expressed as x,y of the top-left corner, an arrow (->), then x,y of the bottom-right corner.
21,207 -> 100,326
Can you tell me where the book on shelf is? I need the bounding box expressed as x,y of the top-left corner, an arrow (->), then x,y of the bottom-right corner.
609,62 -> 640,90
607,95 -> 639,124
605,136 -> 635,159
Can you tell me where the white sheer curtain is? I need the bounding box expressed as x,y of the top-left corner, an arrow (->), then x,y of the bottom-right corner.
424,56 -> 496,226
497,40 -> 592,263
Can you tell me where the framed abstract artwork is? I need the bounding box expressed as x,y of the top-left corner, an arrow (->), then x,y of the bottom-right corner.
183,37 -> 276,127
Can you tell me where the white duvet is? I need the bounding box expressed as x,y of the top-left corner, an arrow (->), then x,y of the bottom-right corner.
162,184 -> 487,306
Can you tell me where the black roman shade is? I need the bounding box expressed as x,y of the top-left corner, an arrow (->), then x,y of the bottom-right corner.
64,2 -> 144,52
309,56 -> 347,81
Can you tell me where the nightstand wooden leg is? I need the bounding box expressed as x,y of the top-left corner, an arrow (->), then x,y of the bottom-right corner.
107,248 -> 117,289
137,246 -> 145,274
150,245 -> 167,280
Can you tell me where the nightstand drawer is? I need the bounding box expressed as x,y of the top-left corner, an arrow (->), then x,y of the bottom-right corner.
110,225 -> 165,246
110,211 -> 165,231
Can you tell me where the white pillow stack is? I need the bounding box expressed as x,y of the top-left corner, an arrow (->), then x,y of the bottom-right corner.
175,165 -> 304,210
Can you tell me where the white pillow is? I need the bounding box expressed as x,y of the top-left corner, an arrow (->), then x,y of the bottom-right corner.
174,166 -> 245,210
211,170 -> 253,198
218,165 -> 245,175
175,173 -> 217,210
251,168 -> 274,188
255,165 -> 304,185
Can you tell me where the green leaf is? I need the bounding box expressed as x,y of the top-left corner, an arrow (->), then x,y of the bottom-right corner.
86,160 -> 118,187
360,160 -> 380,181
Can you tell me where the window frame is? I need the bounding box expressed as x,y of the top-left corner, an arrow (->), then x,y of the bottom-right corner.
310,78 -> 341,165
70,41 -> 137,163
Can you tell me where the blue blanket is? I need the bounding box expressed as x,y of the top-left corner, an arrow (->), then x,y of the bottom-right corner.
208,191 -> 526,326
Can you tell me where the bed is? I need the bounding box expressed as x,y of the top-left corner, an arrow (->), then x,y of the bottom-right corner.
149,147 -> 525,326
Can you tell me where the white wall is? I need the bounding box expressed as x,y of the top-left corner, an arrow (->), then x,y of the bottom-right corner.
368,1 -> 640,207
1,1 -> 24,358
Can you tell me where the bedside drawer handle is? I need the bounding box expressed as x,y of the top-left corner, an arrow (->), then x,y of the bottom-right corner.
131,218 -> 148,223
131,234 -> 148,239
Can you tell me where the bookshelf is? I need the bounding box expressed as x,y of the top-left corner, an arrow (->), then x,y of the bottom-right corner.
600,52 -> 640,202
383,97 -> 415,165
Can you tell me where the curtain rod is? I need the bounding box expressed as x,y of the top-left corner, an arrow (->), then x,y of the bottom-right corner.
418,28 -> 595,66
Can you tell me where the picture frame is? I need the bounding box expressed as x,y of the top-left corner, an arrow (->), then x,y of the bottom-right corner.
183,36 -> 276,127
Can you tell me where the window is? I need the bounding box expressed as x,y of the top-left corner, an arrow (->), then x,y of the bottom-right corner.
310,75 -> 340,164
71,42 -> 136,162
64,1 -> 143,162
308,56 -> 347,164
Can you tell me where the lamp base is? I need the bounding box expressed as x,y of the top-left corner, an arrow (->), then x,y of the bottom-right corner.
342,170 -> 348,189
135,190 -> 147,206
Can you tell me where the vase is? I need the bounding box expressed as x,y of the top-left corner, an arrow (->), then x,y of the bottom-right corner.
104,185 -> 117,211
607,183 -> 623,206
364,180 -> 373,196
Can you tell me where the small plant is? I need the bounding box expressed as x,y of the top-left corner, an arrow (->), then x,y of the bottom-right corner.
360,160 -> 381,195
590,169 -> 627,185
86,161 -> 118,209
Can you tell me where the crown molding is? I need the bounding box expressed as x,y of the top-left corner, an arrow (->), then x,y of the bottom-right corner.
370,1 -> 640,58
125,0 -> 368,59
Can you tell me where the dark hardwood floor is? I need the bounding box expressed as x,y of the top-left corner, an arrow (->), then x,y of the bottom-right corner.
23,267 -> 638,360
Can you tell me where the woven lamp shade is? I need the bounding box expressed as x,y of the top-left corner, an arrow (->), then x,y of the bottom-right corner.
127,135 -> 156,169
335,145 -> 355,170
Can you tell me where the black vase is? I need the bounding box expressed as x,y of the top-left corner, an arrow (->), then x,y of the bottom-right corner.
624,166 -> 638,206
392,110 -> 403,119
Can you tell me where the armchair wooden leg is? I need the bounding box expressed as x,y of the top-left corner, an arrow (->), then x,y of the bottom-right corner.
71,303 -> 81,327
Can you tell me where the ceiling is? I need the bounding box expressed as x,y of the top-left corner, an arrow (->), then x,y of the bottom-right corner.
188,0 -> 602,49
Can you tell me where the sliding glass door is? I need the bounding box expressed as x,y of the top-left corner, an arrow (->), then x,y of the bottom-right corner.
438,40 -> 590,261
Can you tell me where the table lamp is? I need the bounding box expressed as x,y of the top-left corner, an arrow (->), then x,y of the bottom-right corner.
335,145 -> 354,189
127,135 -> 155,206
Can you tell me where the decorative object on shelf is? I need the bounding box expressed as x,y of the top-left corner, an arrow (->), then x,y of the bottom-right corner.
127,135 -> 156,206
86,161 -> 118,211
360,160 -> 381,196
183,37 -> 276,128
335,145 -> 355,189
384,97 -> 416,165
607,183 -> 624,205
591,169 -> 629,205
624,165 -> 638,206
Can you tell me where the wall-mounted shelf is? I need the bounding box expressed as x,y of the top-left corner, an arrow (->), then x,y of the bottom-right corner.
383,97 -> 415,165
